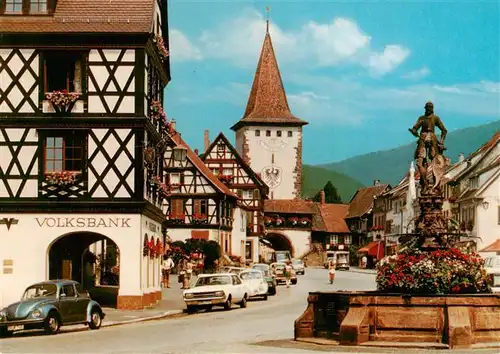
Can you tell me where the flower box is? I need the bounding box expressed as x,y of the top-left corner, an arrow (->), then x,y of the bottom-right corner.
192,213 -> 208,224
218,175 -> 233,183
169,213 -> 185,223
299,217 -> 311,226
288,217 -> 299,225
154,34 -> 169,61
45,171 -> 79,186
150,100 -> 166,121
45,90 -> 80,113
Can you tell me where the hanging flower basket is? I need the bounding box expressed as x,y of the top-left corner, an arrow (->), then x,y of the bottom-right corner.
288,216 -> 299,225
275,217 -> 284,226
45,171 -> 79,186
150,100 -> 167,121
45,90 -> 80,113
264,216 -> 273,226
153,34 -> 169,61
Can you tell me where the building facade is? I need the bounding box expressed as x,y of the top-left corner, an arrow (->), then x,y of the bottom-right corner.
0,0 -> 171,309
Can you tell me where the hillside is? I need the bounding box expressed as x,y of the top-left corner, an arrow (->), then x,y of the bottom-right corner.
318,120 -> 500,186
301,165 -> 364,202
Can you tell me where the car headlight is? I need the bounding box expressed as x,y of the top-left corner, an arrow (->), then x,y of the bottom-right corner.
32,309 -> 42,318
215,291 -> 225,297
184,293 -> 194,299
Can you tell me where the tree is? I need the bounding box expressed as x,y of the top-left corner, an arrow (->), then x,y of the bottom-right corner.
313,181 -> 343,204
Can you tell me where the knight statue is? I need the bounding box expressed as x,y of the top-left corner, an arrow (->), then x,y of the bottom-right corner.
409,102 -> 448,195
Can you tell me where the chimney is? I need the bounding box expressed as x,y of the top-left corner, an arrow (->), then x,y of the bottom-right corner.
373,180 -> 380,186
458,153 -> 465,163
319,190 -> 325,204
170,119 -> 176,131
204,130 -> 210,152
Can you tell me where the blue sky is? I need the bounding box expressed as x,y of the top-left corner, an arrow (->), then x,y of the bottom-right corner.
164,0 -> 499,164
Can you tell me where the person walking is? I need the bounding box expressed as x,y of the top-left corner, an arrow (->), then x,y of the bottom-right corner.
162,255 -> 175,288
284,261 -> 293,288
183,257 -> 193,289
178,258 -> 186,289
328,260 -> 336,284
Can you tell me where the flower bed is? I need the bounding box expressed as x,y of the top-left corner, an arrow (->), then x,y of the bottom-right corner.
376,248 -> 492,294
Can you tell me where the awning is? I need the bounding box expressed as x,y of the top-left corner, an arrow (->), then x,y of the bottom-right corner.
358,241 -> 385,259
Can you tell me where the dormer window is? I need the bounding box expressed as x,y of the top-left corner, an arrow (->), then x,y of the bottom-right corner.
30,0 -> 47,13
6,0 -> 23,13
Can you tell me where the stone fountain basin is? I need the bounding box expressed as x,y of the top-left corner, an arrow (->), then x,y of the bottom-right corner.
294,291 -> 500,349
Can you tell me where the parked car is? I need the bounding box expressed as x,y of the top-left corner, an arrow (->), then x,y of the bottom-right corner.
0,280 -> 105,337
484,255 -> 500,293
239,270 -> 269,300
292,259 -> 305,275
218,266 -> 246,274
183,273 -> 248,313
270,262 -> 297,285
251,263 -> 277,295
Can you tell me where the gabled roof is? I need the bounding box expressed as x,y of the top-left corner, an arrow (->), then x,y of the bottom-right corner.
231,26 -> 307,131
346,184 -> 390,219
479,239 -> 500,253
200,132 -> 269,195
312,203 -> 350,233
169,132 -> 237,198
0,0 -> 155,33
457,166 -> 500,202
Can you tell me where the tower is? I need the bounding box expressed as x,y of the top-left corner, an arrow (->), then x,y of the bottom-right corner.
230,22 -> 308,200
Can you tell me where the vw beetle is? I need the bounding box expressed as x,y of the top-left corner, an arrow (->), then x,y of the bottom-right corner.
0,280 -> 105,336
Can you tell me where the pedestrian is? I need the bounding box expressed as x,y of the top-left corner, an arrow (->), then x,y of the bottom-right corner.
177,258 -> 186,289
162,254 -> 175,288
183,257 -> 193,289
284,261 -> 293,288
328,260 -> 336,284
361,256 -> 368,269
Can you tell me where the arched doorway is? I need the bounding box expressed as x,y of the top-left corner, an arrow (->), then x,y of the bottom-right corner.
47,232 -> 120,307
264,232 -> 294,257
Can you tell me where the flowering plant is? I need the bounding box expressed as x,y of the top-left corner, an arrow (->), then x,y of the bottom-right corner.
264,216 -> 273,225
275,216 -> 284,226
169,213 -> 185,223
150,100 -> 167,121
218,175 -> 233,183
45,171 -> 78,186
288,216 -> 299,225
154,34 -> 169,61
192,213 -> 208,224
299,217 -> 310,226
370,225 -> 384,232
45,90 -> 80,113
143,236 -> 150,257
376,248 -> 492,294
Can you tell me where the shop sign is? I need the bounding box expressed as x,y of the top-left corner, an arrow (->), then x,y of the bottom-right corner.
35,217 -> 132,228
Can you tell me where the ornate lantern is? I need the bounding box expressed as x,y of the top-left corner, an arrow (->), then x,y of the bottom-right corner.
144,147 -> 155,166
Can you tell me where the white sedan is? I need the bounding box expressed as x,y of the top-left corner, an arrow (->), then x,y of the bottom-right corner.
183,273 -> 248,312
239,269 -> 269,300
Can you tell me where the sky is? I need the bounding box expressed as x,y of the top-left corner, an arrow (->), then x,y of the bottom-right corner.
164,0 -> 500,165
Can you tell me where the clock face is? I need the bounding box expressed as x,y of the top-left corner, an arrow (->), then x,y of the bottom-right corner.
258,138 -> 287,152
261,165 -> 282,188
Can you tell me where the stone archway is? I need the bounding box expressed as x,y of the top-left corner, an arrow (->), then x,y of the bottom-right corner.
47,232 -> 120,307
264,232 -> 295,257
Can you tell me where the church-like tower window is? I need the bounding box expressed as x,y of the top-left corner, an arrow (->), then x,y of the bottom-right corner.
5,0 -> 22,12
44,135 -> 83,173
255,130 -> 260,137
288,131 -> 293,137
266,130 -> 271,137
276,131 -> 282,137
30,0 -> 47,13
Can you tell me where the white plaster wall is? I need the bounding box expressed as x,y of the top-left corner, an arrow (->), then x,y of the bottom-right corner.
231,207 -> 246,258
0,214 -> 142,309
247,236 -> 260,263
141,215 -> 162,294
476,178 -> 500,251
283,229 -> 311,258
167,228 -> 221,243
243,126 -> 300,199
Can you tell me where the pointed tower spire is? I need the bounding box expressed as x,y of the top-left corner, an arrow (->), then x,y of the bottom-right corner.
231,14 -> 307,131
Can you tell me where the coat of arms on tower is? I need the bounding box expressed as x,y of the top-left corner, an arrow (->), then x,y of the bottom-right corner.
261,166 -> 282,188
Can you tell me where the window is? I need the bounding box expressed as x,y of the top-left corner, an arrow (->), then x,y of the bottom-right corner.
45,135 -> 83,172
30,0 -> 47,13
200,199 -> 208,215
266,130 -> 271,137
170,199 -> 185,216
231,275 -> 242,285
469,176 -> 479,189
170,173 -> 180,184
44,52 -> 84,93
253,189 -> 260,199
338,235 -> 345,244
255,130 -> 260,137
217,143 -> 225,152
288,131 -> 293,137
276,131 -> 282,137
223,168 -> 232,176
61,285 -> 75,297
345,235 -> 351,245
6,0 -> 22,12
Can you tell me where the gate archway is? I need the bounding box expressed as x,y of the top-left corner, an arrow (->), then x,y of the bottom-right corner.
47,232 -> 120,307
264,232 -> 295,257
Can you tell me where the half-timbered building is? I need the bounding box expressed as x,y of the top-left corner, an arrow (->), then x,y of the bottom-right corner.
160,131 -> 243,257
0,0 -> 173,310
200,131 -> 269,262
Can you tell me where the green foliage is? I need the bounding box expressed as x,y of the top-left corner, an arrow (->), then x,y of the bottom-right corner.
317,120 -> 500,186
349,245 -> 360,266
302,165 -> 363,202
313,181 -> 343,203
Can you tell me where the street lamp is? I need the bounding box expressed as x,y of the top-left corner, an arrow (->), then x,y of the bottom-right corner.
173,145 -> 187,162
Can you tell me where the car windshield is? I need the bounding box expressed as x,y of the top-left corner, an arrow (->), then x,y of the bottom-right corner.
240,272 -> 262,280
22,284 -> 57,300
293,260 -> 303,265
195,276 -> 231,286
253,265 -> 269,275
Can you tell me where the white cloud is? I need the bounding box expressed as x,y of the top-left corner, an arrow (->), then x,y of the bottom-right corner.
176,9 -> 409,75
402,67 -> 431,80
169,29 -> 202,62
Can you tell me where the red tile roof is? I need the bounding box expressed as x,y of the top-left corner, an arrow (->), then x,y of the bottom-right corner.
347,184 -> 390,219
479,239 -> 500,252
170,132 -> 237,198
313,203 -> 350,233
0,0 -> 154,33
231,29 -> 307,130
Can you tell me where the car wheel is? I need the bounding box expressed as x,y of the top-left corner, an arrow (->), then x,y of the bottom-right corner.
263,294 -> 268,301
224,296 -> 232,311
186,305 -> 198,313
270,287 -> 277,295
0,327 -> 13,337
291,279 -> 297,285
205,305 -> 213,312
239,295 -> 247,308
44,311 -> 60,335
88,308 -> 102,330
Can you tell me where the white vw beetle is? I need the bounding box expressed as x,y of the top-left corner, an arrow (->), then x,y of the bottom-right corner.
183,273 -> 248,313
239,269 -> 269,300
